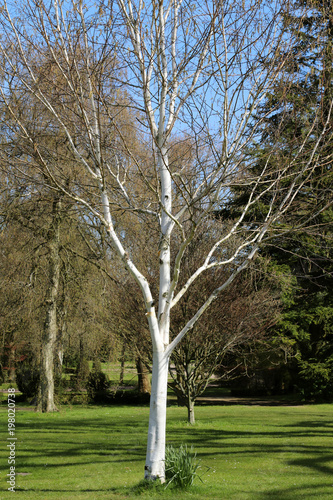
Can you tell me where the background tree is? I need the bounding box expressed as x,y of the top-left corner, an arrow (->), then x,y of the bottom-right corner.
0,186 -> 40,383
0,166 -> 64,404
0,164 -> 120,406
224,0 -> 333,400
272,0 -> 333,401
168,235 -> 283,424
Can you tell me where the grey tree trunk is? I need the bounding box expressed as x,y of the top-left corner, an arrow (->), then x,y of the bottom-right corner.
187,397 -> 195,425
37,197 -> 61,412
136,356 -> 151,394
7,345 -> 16,382
55,290 -> 67,379
119,341 -> 126,385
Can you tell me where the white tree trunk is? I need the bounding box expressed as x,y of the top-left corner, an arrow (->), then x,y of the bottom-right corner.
145,348 -> 169,482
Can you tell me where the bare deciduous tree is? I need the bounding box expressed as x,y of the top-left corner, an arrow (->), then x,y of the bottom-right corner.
0,0 -> 331,482
168,234 -> 282,424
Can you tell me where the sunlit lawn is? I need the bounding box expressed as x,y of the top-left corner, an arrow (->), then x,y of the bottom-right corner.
1,401 -> 333,499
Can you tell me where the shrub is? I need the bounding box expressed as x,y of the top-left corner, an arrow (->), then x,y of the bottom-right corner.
86,369 -> 110,403
297,359 -> 333,401
75,357 -> 90,389
15,361 -> 40,398
108,388 -> 150,405
164,444 -> 202,489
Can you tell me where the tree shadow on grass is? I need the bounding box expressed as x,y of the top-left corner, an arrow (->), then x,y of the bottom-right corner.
256,481 -> 333,499
168,420 -> 333,454
168,417 -> 333,500
6,410 -> 333,497
253,451 -> 333,499
289,453 -> 333,475
3,412 -> 148,487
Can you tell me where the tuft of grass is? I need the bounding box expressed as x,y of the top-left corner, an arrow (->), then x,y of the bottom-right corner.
165,444 -> 202,489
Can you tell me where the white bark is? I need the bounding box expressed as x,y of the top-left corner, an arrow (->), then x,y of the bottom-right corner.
145,348 -> 169,481
157,147 -> 172,345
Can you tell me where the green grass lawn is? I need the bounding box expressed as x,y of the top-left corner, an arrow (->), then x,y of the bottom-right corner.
1,401 -> 332,499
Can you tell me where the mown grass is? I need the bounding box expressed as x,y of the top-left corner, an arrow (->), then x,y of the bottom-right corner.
1,401 -> 333,499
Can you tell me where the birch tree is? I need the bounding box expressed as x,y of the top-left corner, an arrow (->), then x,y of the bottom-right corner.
0,0 -> 332,481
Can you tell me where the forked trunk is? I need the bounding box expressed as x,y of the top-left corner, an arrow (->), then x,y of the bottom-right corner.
145,349 -> 169,481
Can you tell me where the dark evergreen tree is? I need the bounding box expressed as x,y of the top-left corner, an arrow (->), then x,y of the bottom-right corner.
219,0 -> 333,400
